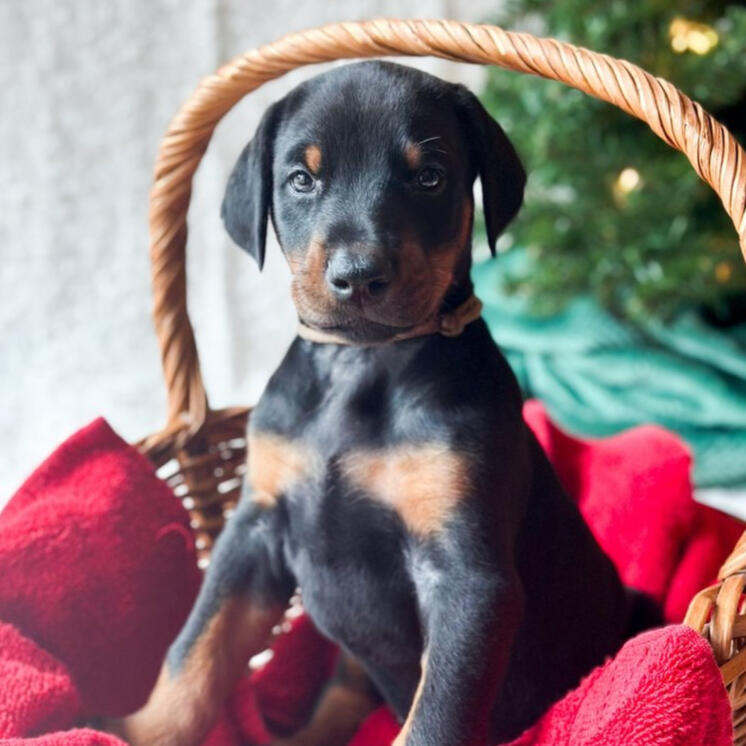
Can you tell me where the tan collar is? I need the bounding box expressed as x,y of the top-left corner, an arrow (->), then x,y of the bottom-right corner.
297,295 -> 483,346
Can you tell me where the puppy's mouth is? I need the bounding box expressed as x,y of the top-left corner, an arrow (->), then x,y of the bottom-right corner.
294,280 -> 443,343
299,314 -> 420,343
300,302 -> 424,334
288,241 -> 459,343
303,317 -> 414,332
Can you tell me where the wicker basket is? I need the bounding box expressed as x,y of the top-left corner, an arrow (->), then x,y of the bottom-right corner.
135,18 -> 746,743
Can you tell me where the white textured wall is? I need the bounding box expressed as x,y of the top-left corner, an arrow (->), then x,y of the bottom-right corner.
1,0 -> 502,500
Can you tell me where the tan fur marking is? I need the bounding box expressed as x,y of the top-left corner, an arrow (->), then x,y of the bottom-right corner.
108,598 -> 283,746
273,686 -> 377,746
392,655 -> 428,746
269,654 -> 377,746
178,597 -> 281,704
285,198 -> 475,339
251,489 -> 277,508
248,431 -> 315,506
404,141 -> 422,170
288,237 -> 331,320
341,444 -> 471,535
304,144 -> 322,174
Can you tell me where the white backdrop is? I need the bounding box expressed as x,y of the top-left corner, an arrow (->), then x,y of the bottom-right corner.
0,0 -> 501,501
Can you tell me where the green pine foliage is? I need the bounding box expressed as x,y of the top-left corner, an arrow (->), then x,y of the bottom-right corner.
479,1 -> 746,322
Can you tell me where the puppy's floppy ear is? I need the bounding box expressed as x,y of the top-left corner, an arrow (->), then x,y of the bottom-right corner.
452,85 -> 526,256
221,100 -> 284,270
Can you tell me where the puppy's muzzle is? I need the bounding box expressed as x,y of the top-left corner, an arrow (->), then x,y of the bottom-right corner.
325,249 -> 393,304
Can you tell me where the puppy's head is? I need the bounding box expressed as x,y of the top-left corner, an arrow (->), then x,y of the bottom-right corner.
222,61 -> 525,343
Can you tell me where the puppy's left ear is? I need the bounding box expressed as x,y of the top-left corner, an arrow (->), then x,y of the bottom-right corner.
221,100 -> 284,270
453,85 -> 526,256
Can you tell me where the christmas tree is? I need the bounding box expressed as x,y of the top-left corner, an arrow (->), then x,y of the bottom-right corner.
479,1 -> 746,323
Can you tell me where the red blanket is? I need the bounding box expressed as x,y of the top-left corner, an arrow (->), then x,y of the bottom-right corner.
0,407 -> 739,745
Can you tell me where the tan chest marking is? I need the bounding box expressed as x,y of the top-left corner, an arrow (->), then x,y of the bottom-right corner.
247,431 -> 315,507
340,444 -> 472,536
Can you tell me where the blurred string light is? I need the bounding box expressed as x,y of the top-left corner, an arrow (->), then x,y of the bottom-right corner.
479,0 -> 746,320
612,167 -> 642,205
669,17 -> 719,55
617,167 -> 642,193
715,261 -> 733,284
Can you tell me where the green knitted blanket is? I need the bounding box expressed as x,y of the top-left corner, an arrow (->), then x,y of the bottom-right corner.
473,253 -> 746,489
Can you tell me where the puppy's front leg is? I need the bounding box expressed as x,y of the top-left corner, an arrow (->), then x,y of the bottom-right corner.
396,532 -> 523,746
110,496 -> 295,746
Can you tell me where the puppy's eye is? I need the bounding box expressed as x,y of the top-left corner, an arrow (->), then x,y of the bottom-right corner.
289,170 -> 315,193
416,167 -> 444,191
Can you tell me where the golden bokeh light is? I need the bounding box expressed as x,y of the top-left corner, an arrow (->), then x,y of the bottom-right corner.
617,167 -> 642,194
669,17 -> 719,55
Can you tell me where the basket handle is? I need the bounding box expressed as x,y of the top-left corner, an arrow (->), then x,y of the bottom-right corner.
149,17 -> 746,438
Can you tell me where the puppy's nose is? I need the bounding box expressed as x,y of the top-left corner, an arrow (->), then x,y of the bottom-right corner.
325,251 -> 392,302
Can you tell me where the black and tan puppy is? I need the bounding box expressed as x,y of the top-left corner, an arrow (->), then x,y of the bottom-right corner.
115,61 -> 659,746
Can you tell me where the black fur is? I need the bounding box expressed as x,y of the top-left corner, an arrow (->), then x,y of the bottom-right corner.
220,61 -> 525,269
221,99 -> 286,269
450,84 -> 526,255
168,61 -> 660,745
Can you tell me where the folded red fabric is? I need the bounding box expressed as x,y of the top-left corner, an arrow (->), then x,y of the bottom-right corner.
0,730 -> 125,746
522,400 -> 743,622
0,408 -> 739,745
0,418 -> 201,718
0,621 -> 79,738
507,625 -> 732,746
346,626 -> 732,746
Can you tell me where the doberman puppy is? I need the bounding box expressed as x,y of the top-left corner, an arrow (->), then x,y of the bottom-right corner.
114,61 -> 660,746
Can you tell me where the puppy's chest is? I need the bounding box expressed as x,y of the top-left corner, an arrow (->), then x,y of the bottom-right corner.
246,364 -> 477,659
247,341 -> 486,550
246,408 -> 474,538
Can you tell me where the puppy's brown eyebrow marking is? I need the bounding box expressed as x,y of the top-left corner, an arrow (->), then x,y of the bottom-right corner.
404,141 -> 422,170
304,144 -> 322,175
340,444 -> 472,536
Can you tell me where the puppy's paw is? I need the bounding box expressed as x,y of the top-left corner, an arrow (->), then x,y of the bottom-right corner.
101,713 -> 182,746
268,730 -> 340,746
